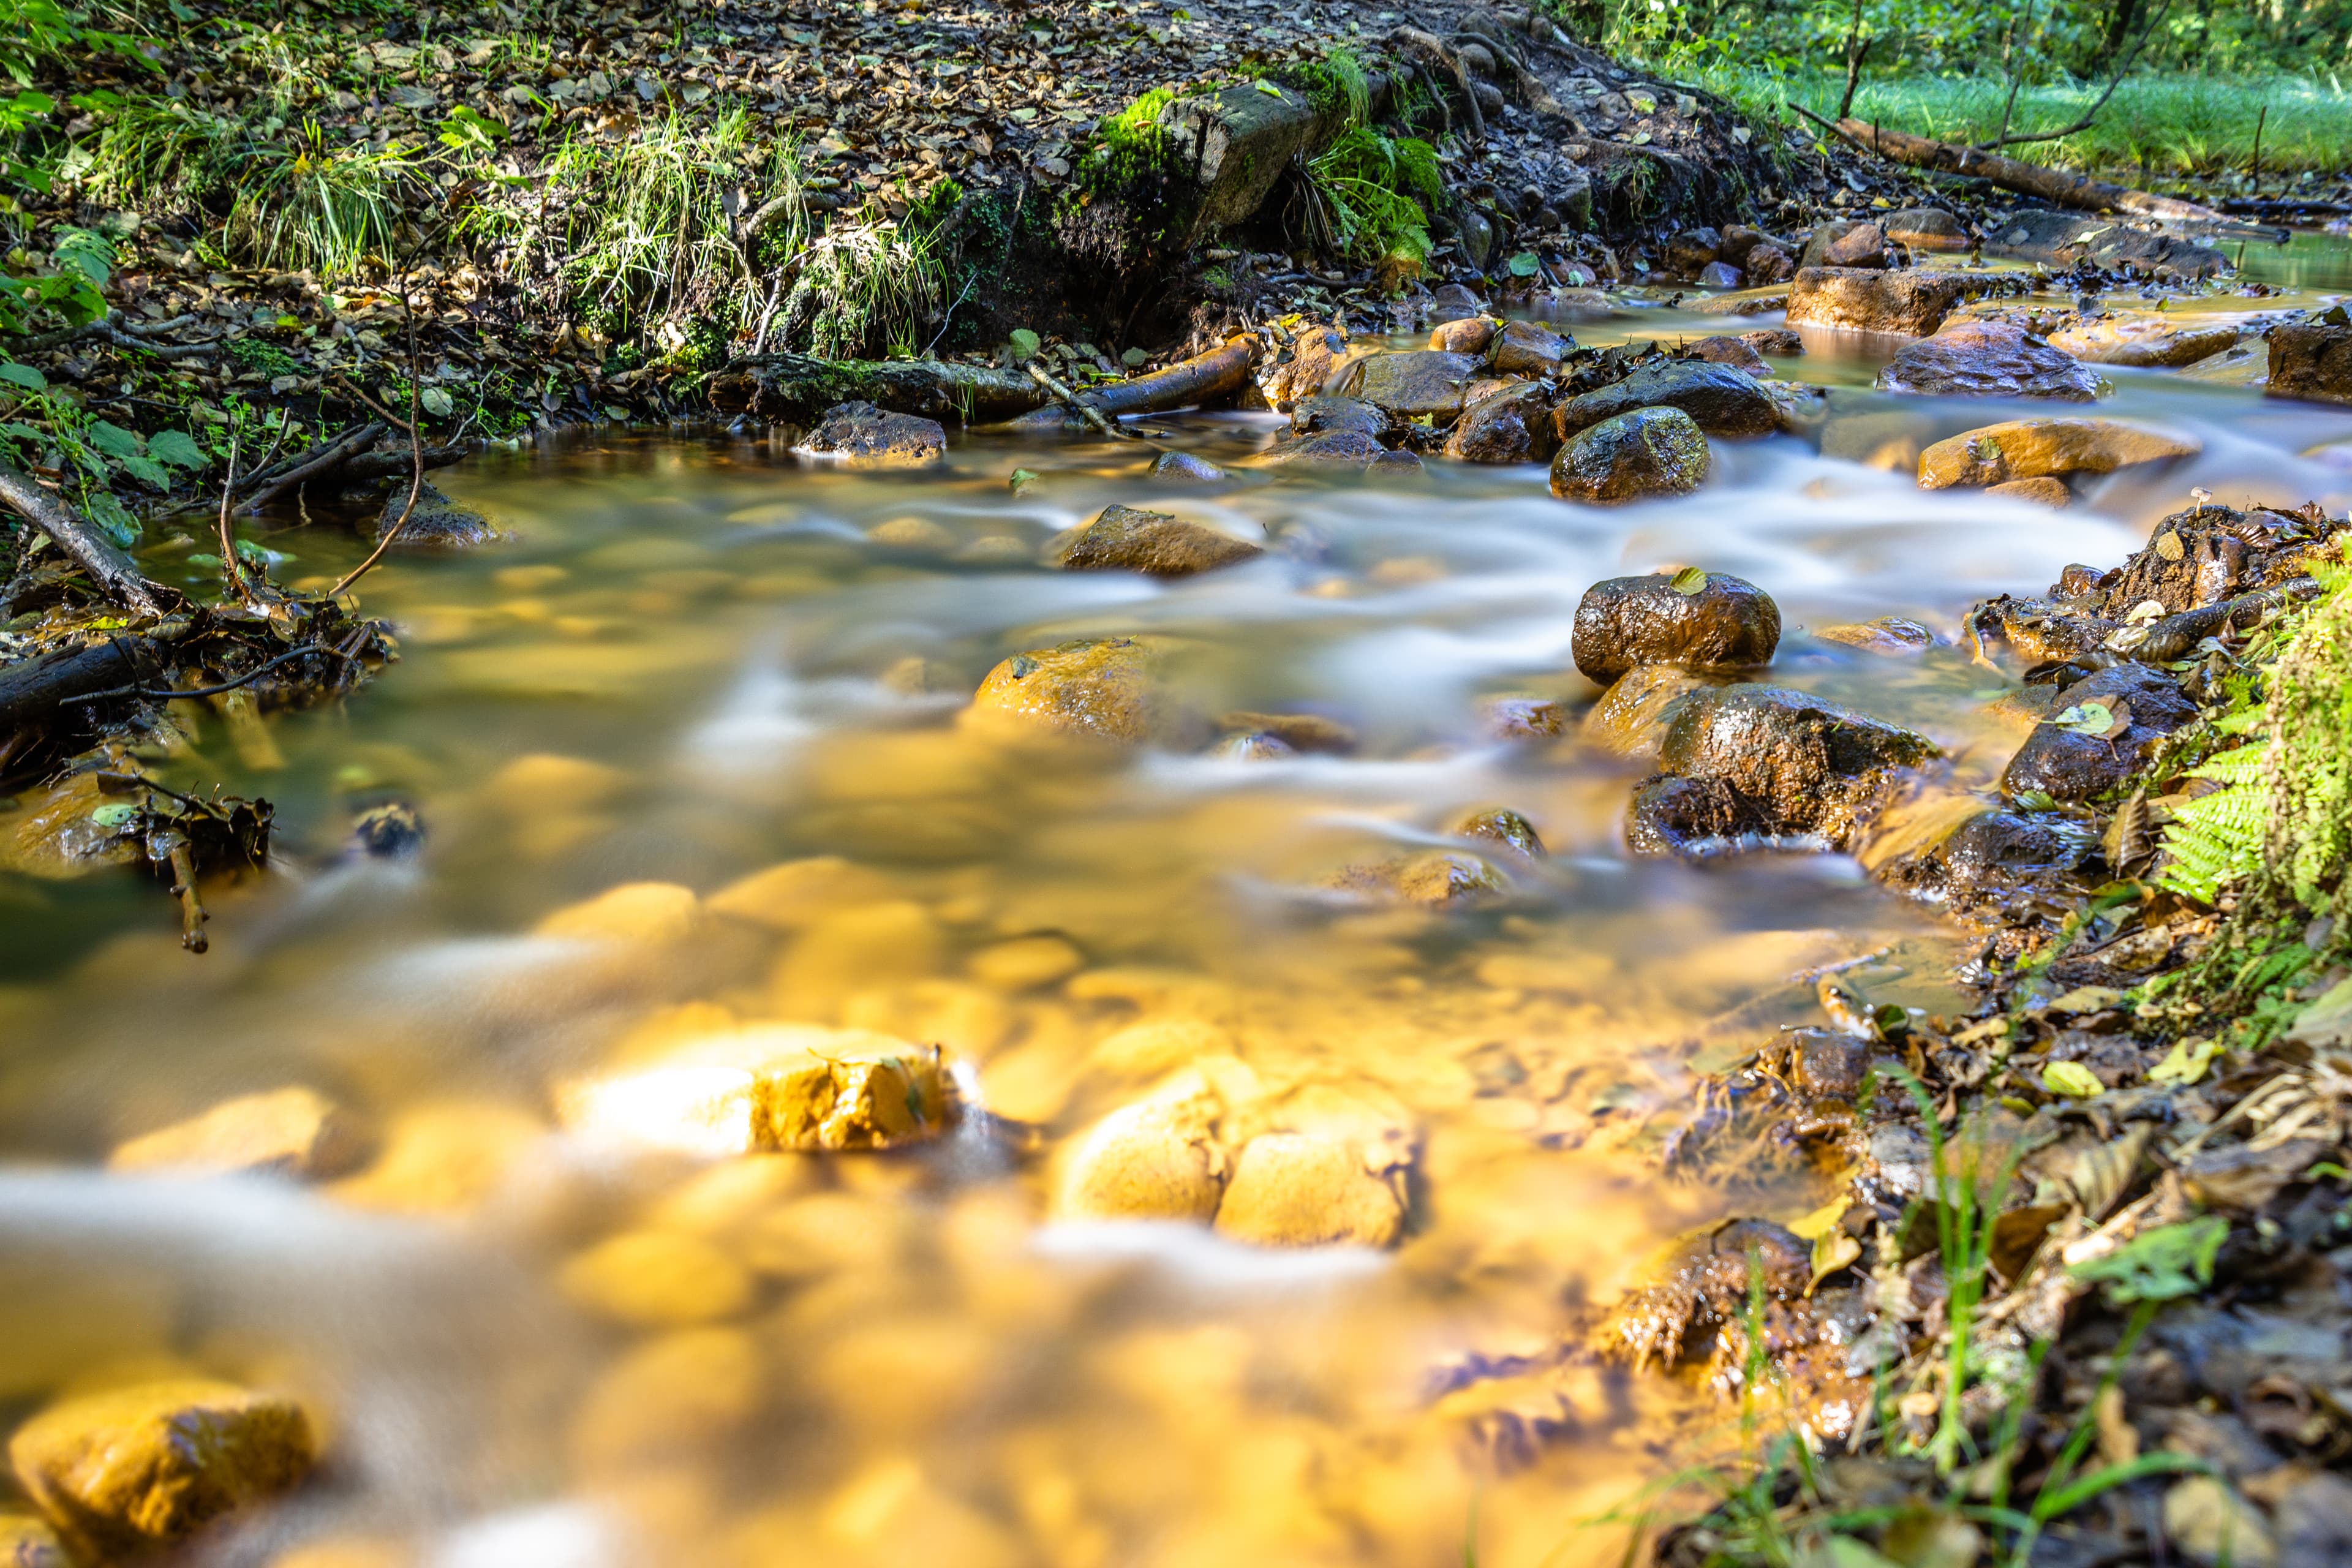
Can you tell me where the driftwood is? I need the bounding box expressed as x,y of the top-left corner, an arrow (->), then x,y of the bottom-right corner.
992,336 -> 1263,431
0,617 -> 197,731
1833,117 -> 2225,224
0,463 -> 173,617
239,421 -> 387,510
710,354 -> 1048,424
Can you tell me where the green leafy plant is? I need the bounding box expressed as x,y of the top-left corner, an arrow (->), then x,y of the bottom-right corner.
1303,125 -> 1444,269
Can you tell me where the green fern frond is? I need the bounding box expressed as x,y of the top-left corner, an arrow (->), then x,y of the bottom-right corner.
2155,739 -> 2271,903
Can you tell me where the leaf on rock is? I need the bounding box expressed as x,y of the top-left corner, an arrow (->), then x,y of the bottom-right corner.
1669,565 -> 1709,595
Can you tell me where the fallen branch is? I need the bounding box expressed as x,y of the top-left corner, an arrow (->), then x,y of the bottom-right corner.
712,353 -> 1049,424
1076,334 -> 1260,418
0,617 -> 197,731
1025,361 -> 1126,440
1833,116 -> 2225,223
0,464 -> 173,617
238,421 -> 387,511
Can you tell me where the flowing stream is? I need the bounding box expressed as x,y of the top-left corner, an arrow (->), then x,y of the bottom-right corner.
5,254 -> 2352,1567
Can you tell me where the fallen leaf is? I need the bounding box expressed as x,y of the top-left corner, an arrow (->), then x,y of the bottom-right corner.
2042,1061 -> 2105,1098
1670,565 -> 1709,595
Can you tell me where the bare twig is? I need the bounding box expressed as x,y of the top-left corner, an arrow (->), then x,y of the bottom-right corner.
327,266 -> 428,600
239,421 -> 388,512
1836,0 -> 1871,121
216,431 -> 249,603
1973,0 -> 2176,150
1991,0 -> 2040,153
1793,103 -> 1872,153
1025,361 -> 1126,440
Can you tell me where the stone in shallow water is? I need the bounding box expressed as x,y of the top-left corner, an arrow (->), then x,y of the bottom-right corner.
1787,266 -> 2007,336
1917,417 -> 2201,489
1989,475 -> 2072,508
706,856 -> 893,931
0,1515 -> 65,1568
1877,320 -> 2101,400
532,881 -> 704,945
2266,322 -> 2352,407
1327,850 -> 1507,907
2048,313 -> 2240,368
966,636 -> 1169,744
1289,394 -> 1389,436
1055,1076 -> 1229,1223
1341,349 -> 1482,420
2002,663 -> 2198,802
1442,382 -> 1557,464
1488,319 -> 1570,376
9,1380 -> 315,1564
1883,205 -> 1967,251
1550,407 -> 1710,505
377,481 -> 496,548
1681,335 -> 1769,375
802,400 -> 947,464
1583,666 -> 1711,760
1448,806 -> 1545,858
1214,1132 -> 1404,1248
1047,505 -> 1262,578
1572,570 -> 1781,685
1147,449 -> 1227,482
559,1229 -> 755,1327
108,1087 -> 371,1181
1250,428 -> 1423,473
1554,360 -> 1778,441
1427,315 -> 1497,355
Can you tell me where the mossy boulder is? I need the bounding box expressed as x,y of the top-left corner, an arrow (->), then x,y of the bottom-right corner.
1550,407 -> 1711,505
967,636 -> 1178,744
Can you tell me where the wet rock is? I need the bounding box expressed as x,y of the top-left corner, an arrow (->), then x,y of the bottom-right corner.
1572,571 -> 1781,684
1327,850 -> 1507,907
1861,793 -> 2090,910
1635,684 -> 1937,853
755,1042 -> 958,1150
803,400 -> 948,464
1682,336 -> 1769,375
1583,666 -> 1711,759
1798,219 -> 1869,270
1215,1133 -> 1404,1248
968,636 -> 1168,744
1289,394 -> 1389,437
1717,225 -> 1771,266
1448,806 -> 1545,858
1252,429 -> 1423,473
2048,314 -> 2241,368
1428,316 -> 1498,355
1488,320 -> 1570,377
1261,322 -> 1350,405
560,1229 -> 755,1327
2266,322 -> 2352,406
109,1087 -> 371,1181
1551,408 -> 1710,505
1792,1033 -> 1869,1100
377,481 -> 496,548
1341,350 -> 1483,420
1594,1219 -> 1809,1370
1665,228 -> 1722,276
1917,417 -> 2201,489
1743,243 -> 1795,285
1427,282 -> 1484,324
1695,261 -> 1743,290
1148,450 -> 1227,483
1883,206 -> 1967,251
0,1514 -> 65,1567
1877,320 -> 2101,400
1822,222 -> 1889,268
1554,360 -> 1779,441
1047,505 -> 1262,578
867,515 -> 955,552
2003,663 -> 2198,802
1443,383 -> 1558,464
1740,328 -> 1803,356
1787,266 -> 2008,336
2094,503 -> 2330,617
1989,476 -> 2071,508
1055,1077 -> 1227,1223
2182,339 -> 2270,386
9,1380 -> 315,1563
1985,209 -> 2228,279
1485,695 -> 1567,739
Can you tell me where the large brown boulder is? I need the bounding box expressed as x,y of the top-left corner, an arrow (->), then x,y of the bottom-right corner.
1048,505 -> 1262,578
1786,267 -> 2008,336
1917,417 -> 2201,489
2003,663 -> 2198,801
1549,407 -> 1710,505
1443,383 -> 1559,464
1630,684 -> 1937,854
1554,360 -> 1779,441
2266,321 -> 2352,406
1877,320 -> 2102,400
1342,350 -> 1483,420
1428,316 -> 1498,355
9,1381 -> 315,1563
1572,571 -> 1781,684
1262,323 -> 1351,404
803,400 -> 948,464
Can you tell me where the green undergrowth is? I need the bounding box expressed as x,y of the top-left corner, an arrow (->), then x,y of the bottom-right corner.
1687,66 -> 2352,178
1305,125 -> 1445,270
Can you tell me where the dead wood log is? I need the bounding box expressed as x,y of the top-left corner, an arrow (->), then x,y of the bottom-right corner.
239,421 -> 388,510
0,616 -> 197,731
0,463 -> 173,617
1833,117 -> 2225,224
990,336 -> 1263,431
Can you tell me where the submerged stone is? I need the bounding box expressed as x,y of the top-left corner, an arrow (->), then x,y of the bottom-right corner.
108,1087 -> 370,1182
1582,665 -> 1712,760
1786,266 -> 2007,336
967,636 -> 1168,743
2048,314 -> 2241,368
1147,449 -> 1229,483
1055,1078 -> 1227,1223
377,481 -> 496,548
1448,806 -> 1546,858
1252,429 -> 1423,473
1549,407 -> 1710,505
1047,505 -> 1262,578
1572,571 -> 1781,685
1215,1133 -> 1403,1248
9,1380 -> 315,1563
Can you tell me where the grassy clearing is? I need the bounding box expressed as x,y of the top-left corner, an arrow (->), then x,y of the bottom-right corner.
1684,68 -> 2352,178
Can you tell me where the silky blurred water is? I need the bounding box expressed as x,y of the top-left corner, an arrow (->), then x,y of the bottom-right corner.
2,270 -> 2351,1567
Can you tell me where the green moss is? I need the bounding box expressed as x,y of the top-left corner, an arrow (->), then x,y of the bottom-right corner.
907,176 -> 964,235
227,337 -> 302,379
1077,86 -> 1180,195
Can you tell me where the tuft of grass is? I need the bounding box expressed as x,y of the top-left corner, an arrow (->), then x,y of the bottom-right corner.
224,125 -> 414,276
780,217 -> 942,361
74,96 -> 240,208
1286,48 -> 1372,130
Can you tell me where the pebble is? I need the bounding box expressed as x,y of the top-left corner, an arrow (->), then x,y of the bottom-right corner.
965,636 -> 1172,745
1047,505 -> 1263,578
1215,1133 -> 1403,1248
1055,1085 -> 1228,1223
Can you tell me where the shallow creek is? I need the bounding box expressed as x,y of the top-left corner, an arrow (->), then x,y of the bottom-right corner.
6,267 -> 2352,1568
